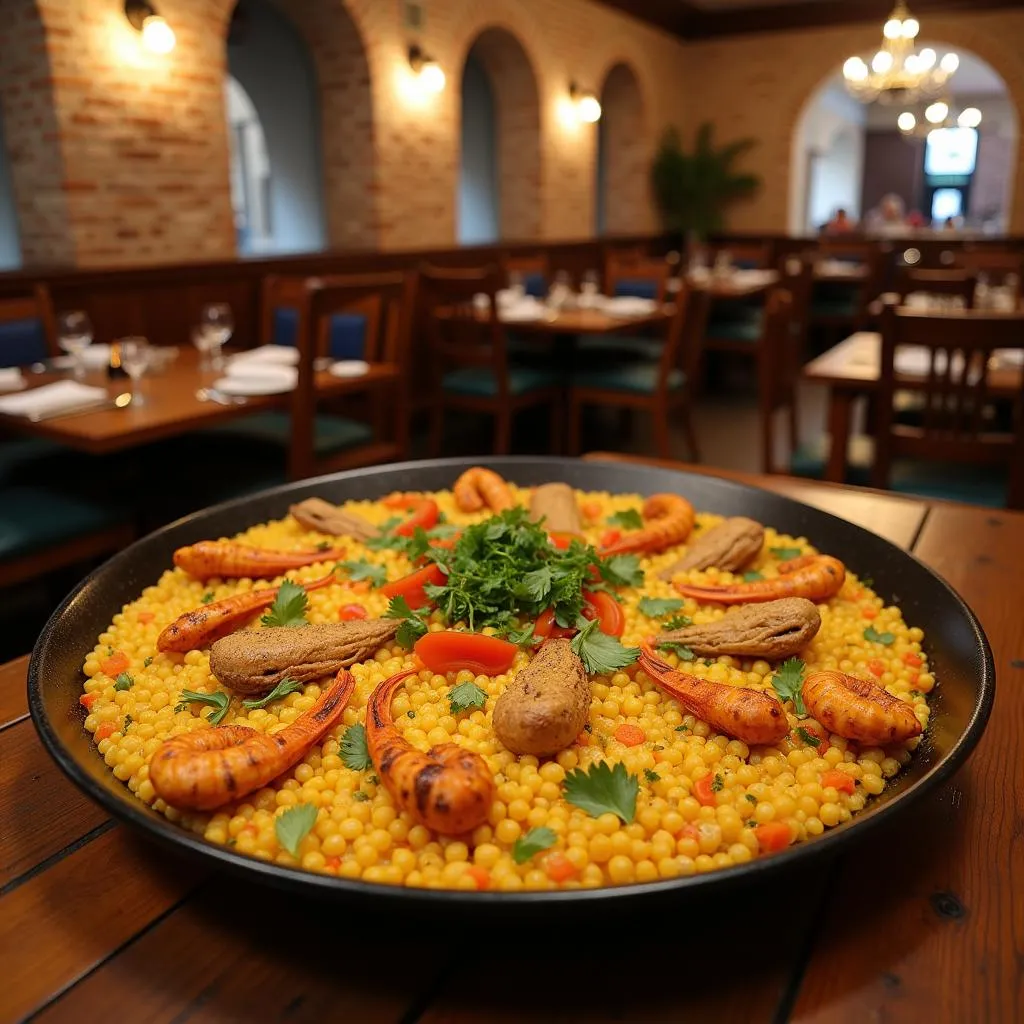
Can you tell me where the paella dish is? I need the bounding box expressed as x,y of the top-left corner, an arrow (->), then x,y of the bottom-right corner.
78,467 -> 932,891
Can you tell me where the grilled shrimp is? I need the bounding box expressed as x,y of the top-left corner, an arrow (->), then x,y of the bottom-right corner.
453,467 -> 516,513
638,645 -> 789,745
600,494 -> 695,556
802,670 -> 922,745
366,669 -> 495,834
157,572 -> 337,653
173,541 -> 347,581
148,669 -> 354,811
675,555 -> 846,605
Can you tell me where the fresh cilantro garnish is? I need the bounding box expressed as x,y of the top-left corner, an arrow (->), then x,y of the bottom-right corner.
516,567 -> 552,603
113,672 -> 134,691
742,571 -> 764,582
512,826 -> 557,864
770,546 -> 803,560
598,554 -> 644,588
143,656 -> 153,667
745,793 -> 757,804
174,688 -> 231,724
242,677 -> 303,710
316,541 -> 331,552
563,761 -> 638,823
340,723 -> 372,771
607,509 -> 644,529
504,623 -> 536,647
675,724 -> 691,732
711,773 -> 724,792
426,523 -> 460,539
747,819 -> 758,828
352,791 -> 370,802
663,614 -> 693,630
367,525 -> 432,561
123,714 -> 133,730
260,579 -> 310,628
864,625 -> 895,646
337,559 -> 387,589
201,592 -> 214,604
861,575 -> 875,588
570,618 -> 640,676
274,803 -> 318,857
770,657 -> 807,715
407,710 -> 415,718
795,726 -> 821,748
638,597 -> 685,618
658,641 -> 695,661
384,595 -> 431,648
449,681 -> 488,714
644,768 -> 661,783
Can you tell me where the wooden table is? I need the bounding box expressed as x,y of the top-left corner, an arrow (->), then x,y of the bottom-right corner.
802,331 -> 1024,482
814,261 -> 868,282
3,458 -> 1020,1022
0,349 -> 400,455
501,305 -> 671,335
688,269 -> 780,298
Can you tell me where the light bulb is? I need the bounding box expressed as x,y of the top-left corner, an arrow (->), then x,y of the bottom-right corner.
898,112 -> 917,132
141,14 -> 175,54
872,50 -> 894,73
883,18 -> 902,39
958,107 -> 982,128
925,101 -> 949,124
902,18 -> 920,38
904,54 -> 919,74
578,94 -> 602,123
419,61 -> 446,94
940,52 -> 960,74
843,57 -> 869,81
917,47 -> 936,70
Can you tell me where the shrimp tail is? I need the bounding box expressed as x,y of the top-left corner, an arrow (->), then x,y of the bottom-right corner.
675,555 -> 846,605
600,494 -> 695,556
453,467 -> 515,513
173,542 -> 347,582
802,670 -> 922,745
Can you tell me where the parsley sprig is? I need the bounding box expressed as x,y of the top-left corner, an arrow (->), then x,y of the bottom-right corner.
337,559 -> 387,589
449,681 -> 488,714
512,826 -> 557,864
563,761 -> 638,823
275,803 -> 318,857
570,618 -> 640,676
606,508 -> 643,529
242,677 -> 303,710
864,625 -> 895,646
340,723 -> 372,771
175,688 -> 231,724
385,596 -> 431,648
638,597 -> 685,618
260,579 -> 310,628
770,657 -> 807,716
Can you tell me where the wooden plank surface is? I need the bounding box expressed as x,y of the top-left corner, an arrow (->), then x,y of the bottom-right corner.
791,505 -> 1024,1022
0,653 -> 29,729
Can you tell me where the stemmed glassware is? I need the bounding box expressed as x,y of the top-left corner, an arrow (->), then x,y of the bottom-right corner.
119,337 -> 151,407
200,303 -> 234,371
56,311 -> 94,380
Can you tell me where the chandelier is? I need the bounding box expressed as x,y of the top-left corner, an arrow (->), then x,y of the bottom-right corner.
897,100 -> 982,138
842,2 -> 959,105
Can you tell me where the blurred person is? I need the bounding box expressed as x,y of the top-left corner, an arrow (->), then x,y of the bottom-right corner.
824,208 -> 856,234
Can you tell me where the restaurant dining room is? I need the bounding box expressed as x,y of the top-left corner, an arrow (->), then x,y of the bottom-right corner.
2,0 -> 1023,1021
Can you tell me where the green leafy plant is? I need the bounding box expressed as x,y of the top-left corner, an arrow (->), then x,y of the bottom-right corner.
651,123 -> 761,242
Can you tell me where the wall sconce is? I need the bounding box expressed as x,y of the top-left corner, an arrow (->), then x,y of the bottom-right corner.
570,83 -> 601,123
125,0 -> 176,55
409,45 -> 446,94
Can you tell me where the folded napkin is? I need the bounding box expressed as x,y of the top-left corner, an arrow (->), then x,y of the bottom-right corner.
992,348 -> 1024,368
0,380 -> 107,418
0,367 -> 25,392
601,296 -> 657,317
500,297 -> 546,323
52,344 -> 112,371
223,360 -> 298,387
229,345 -> 300,367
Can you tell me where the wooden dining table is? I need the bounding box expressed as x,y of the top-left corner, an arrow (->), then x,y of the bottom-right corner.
0,348 -> 400,455
3,455 -> 1020,1022
802,330 -> 1024,482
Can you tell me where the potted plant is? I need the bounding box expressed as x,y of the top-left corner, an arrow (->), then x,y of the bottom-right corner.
651,123 -> 761,245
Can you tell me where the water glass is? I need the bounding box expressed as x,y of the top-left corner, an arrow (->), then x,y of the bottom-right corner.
507,270 -> 525,301
119,336 -> 150,406
191,325 -> 216,372
200,303 -> 234,371
579,269 -> 600,309
57,310 -> 93,380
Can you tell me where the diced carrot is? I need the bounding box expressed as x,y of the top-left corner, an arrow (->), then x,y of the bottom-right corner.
680,823 -> 701,842
544,852 -> 577,883
466,865 -> 491,890
325,856 -> 341,870
614,723 -> 645,747
350,580 -> 371,594
821,769 -> 856,795
868,659 -> 886,678
693,774 -> 718,807
575,730 -> 590,747
339,604 -> 368,621
862,607 -> 878,620
581,501 -> 603,521
600,528 -> 622,548
138,611 -> 155,625
908,672 -> 920,688
754,821 -> 792,853
99,650 -> 130,677
94,722 -> 116,741
903,652 -> 923,668
79,693 -> 98,710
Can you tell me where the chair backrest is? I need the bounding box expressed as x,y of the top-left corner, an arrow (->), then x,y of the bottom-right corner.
895,269 -> 977,309
779,255 -> 814,356
0,285 -> 57,367
663,281 -> 710,391
503,254 -> 549,298
758,287 -> 801,473
702,242 -> 772,270
954,249 -> 1023,301
814,240 -> 885,321
604,252 -> 671,302
873,304 -> 1024,504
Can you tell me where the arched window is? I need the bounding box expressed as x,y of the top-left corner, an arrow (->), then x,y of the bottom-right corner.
0,110 -> 21,270
226,0 -> 326,255
458,52 -> 499,244
597,63 -> 649,236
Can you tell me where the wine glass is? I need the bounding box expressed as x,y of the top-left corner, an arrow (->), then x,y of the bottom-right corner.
119,337 -> 150,407
57,311 -> 93,380
200,303 -> 234,371
579,269 -> 600,309
191,325 -> 215,372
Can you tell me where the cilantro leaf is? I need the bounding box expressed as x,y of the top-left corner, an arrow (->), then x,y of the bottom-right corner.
201,592 -> 214,604
516,567 -> 553,603
241,677 -> 303,710
795,726 -> 821,748
864,625 -> 895,646
658,641 -> 695,661
174,688 -> 231,724
745,793 -> 757,804
385,595 -> 430,649
663,614 -> 693,630
113,672 -> 134,692
143,656 -> 153,668
644,768 -> 661,783
274,803 -> 318,857
638,597 -> 685,618
512,826 -> 557,864
607,509 -> 643,529
771,546 -> 803,561
337,559 -> 387,589
770,657 -> 806,716
570,617 -> 640,676
711,773 -> 724,792
260,579 -> 310,628
340,723 -> 372,771
123,714 -> 133,730
563,761 -> 638,823
505,623 -> 536,647
742,571 -> 764,582
598,554 -> 644,588
352,790 -> 370,802
449,681 -> 488,715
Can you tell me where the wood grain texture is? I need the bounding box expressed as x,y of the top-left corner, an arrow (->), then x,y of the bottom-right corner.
0,720 -> 109,888
0,654 -> 30,728
0,827 -> 204,1022
791,505 -> 1024,1022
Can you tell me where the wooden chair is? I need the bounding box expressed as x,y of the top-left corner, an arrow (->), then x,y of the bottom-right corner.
872,305 -> 1024,508
603,252 -> 672,302
894,269 -> 977,309
698,241 -> 772,270
810,239 -> 885,337
567,282 -> 707,461
0,285 -> 58,367
953,250 -> 1024,304
421,264 -> 561,456
503,254 -> 549,298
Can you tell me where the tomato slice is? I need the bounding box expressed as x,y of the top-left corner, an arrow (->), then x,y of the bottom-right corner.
600,528 -> 622,548
339,604 -> 368,621
414,631 -> 517,676
534,607 -> 577,640
581,589 -> 625,637
379,563 -> 446,609
547,532 -> 577,550
394,499 -> 440,537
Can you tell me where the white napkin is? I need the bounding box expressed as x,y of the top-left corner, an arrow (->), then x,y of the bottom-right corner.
0,380 -> 107,418
229,345 -> 300,368
329,360 -> 370,378
223,360 -> 298,387
500,297 -> 546,323
992,348 -> 1024,368
730,269 -> 778,288
894,346 -> 979,384
51,344 -> 112,370
601,296 -> 657,317
0,368 -> 25,392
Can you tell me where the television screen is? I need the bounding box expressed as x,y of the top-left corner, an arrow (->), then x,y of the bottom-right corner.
925,127 -> 979,176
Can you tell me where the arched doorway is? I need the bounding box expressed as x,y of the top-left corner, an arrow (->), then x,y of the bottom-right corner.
458,28 -> 542,241
596,63 -> 647,235
458,51 -> 499,244
0,110 -> 21,270
226,0 -> 326,254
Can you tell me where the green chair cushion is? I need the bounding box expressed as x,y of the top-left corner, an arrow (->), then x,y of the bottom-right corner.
202,412 -> 374,457
705,319 -> 763,342
890,462 -> 1008,508
570,360 -> 684,395
576,335 -> 665,360
0,438 -> 73,483
0,484 -> 128,562
788,436 -> 873,487
811,298 -> 861,318
443,366 -> 559,397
